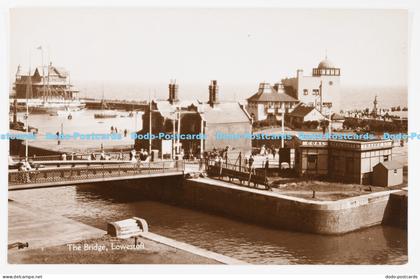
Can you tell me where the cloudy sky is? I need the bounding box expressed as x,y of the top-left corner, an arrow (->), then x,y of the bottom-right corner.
10,8 -> 407,89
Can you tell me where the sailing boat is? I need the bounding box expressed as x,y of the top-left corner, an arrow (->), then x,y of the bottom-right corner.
94,84 -> 117,119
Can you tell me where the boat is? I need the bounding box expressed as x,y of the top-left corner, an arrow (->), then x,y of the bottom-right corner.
94,111 -> 118,119
55,106 -> 84,117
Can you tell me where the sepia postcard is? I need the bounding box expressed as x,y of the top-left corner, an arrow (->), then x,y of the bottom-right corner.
1,2 -> 419,279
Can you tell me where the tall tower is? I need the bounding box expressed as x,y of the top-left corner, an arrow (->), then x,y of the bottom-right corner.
372,95 -> 378,118
312,56 -> 341,113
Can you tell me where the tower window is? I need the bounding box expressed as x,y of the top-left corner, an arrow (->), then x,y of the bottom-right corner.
312,89 -> 319,95
329,81 -> 333,85
303,89 -> 308,95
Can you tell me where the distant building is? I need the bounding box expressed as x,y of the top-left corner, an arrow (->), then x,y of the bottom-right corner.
14,63 -> 79,99
292,138 -> 394,184
330,113 -> 345,130
282,57 -> 341,114
135,80 -> 252,158
372,161 -> 403,187
246,83 -> 299,122
286,103 -> 327,128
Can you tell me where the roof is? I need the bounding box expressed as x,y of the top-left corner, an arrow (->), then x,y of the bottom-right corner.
331,113 -> 345,121
318,58 -> 335,69
154,100 -> 199,120
374,161 -> 403,170
288,104 -> 318,118
200,102 -> 251,124
15,64 -> 69,78
247,83 -> 298,103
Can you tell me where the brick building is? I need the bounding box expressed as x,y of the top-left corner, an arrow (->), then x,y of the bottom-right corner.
135,80 -> 252,158
292,138 -> 396,184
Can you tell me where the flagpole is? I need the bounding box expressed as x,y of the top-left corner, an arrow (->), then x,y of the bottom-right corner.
148,90 -> 152,155
25,50 -> 32,161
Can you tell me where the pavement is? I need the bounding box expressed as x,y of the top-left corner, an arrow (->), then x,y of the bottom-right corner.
8,200 -> 105,251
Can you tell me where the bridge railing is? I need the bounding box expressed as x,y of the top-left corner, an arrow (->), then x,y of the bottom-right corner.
206,160 -> 269,189
9,160 -> 184,186
11,152 -> 135,162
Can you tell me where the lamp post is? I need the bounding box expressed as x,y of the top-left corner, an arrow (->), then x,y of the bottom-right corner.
24,50 -> 33,162
279,106 -> 285,148
328,107 -> 332,136
148,95 -> 152,155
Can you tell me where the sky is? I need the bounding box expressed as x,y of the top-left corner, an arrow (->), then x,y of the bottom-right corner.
10,8 -> 408,90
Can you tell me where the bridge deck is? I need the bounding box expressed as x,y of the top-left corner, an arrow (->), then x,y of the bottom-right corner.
9,160 -> 185,191
9,171 -> 183,191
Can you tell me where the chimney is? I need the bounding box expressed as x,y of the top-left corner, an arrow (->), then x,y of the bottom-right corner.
208,80 -> 219,107
297,69 -> 303,79
168,79 -> 179,104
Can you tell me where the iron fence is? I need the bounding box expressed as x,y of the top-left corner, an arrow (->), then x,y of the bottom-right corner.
9,160 -> 184,186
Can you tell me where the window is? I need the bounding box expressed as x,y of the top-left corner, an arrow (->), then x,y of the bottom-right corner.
329,81 -> 333,86
384,155 -> 389,162
307,155 -> 317,170
394,169 -> 398,174
308,155 -> 317,163
303,89 -> 308,95
312,89 -> 319,95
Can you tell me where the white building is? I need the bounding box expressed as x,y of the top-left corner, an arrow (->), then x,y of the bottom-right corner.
282,57 -> 341,114
246,83 -> 299,122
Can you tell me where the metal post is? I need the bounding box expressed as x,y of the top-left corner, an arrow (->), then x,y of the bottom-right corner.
172,118 -> 176,159
177,110 -> 181,155
281,111 -> 285,148
238,152 -> 242,172
328,108 -> 332,136
200,116 -> 204,156
149,95 -> 152,155
25,52 -> 32,162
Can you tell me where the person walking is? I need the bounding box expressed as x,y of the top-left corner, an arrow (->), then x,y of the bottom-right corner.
248,154 -> 254,171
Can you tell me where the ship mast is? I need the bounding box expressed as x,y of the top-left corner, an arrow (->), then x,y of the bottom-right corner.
37,46 -> 46,102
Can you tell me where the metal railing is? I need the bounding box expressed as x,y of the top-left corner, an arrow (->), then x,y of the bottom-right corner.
9,160 -> 185,186
11,152 -> 135,162
206,160 -> 269,189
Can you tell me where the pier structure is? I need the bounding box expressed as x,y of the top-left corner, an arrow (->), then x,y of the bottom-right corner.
14,63 -> 79,100
83,98 -> 148,111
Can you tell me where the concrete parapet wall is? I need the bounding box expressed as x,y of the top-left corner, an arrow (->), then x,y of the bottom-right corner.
114,177 -> 406,235
180,179 -> 401,234
383,190 -> 408,229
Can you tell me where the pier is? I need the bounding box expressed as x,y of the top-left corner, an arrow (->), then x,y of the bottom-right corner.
83,98 -> 148,111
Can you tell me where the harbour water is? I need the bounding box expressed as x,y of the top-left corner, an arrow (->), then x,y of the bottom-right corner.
8,185 -> 408,264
